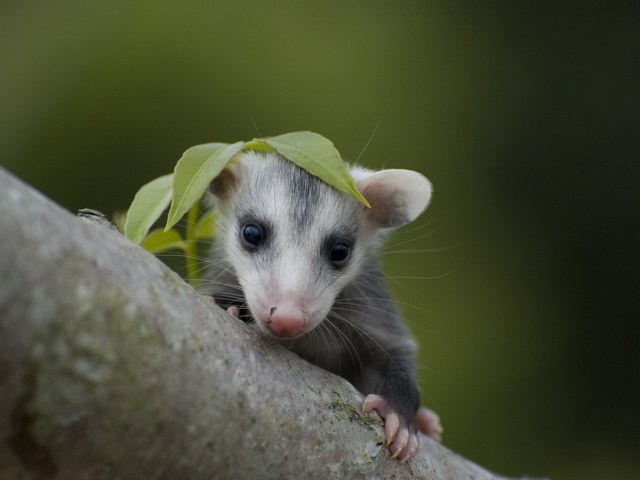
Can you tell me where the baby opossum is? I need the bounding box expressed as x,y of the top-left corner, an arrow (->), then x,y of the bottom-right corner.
205,150 -> 442,461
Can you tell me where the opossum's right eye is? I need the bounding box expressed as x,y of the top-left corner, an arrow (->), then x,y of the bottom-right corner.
329,242 -> 351,268
241,223 -> 264,249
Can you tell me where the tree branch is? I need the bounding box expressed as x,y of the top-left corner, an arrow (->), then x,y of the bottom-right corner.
0,167 -> 518,479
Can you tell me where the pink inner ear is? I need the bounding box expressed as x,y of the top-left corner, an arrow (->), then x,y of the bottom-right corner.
361,179 -> 410,228
356,170 -> 432,230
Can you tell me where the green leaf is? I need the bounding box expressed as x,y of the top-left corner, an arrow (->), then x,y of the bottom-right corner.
242,139 -> 275,152
124,173 -> 174,244
261,131 -> 370,207
111,210 -> 127,234
141,229 -> 187,254
165,141 -> 245,231
194,209 -> 216,240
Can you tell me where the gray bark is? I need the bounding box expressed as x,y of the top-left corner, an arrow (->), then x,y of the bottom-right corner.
0,167 -> 518,479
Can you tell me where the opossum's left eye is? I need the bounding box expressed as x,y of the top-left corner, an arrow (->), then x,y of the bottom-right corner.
241,223 -> 264,249
329,242 -> 350,267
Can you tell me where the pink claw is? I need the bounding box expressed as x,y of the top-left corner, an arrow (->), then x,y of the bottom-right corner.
362,394 -> 420,462
390,427 -> 409,458
400,434 -> 419,463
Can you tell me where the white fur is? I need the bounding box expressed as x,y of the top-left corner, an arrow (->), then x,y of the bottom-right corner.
211,152 -> 432,338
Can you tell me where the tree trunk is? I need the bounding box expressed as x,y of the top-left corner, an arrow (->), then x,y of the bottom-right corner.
0,167 -> 521,479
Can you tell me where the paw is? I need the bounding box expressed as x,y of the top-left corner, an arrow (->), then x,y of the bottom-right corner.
416,407 -> 443,442
362,394 -> 419,462
226,305 -> 240,317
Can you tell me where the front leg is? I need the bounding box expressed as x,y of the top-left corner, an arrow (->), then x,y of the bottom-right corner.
361,363 -> 442,461
363,393 -> 420,461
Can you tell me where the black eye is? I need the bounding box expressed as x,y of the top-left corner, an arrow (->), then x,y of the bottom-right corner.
241,223 -> 264,249
329,242 -> 350,267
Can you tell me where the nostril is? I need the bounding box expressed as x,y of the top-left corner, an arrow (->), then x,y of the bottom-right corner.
270,307 -> 276,315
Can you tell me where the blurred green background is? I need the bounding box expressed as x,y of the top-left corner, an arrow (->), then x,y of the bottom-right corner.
2,1 -> 638,478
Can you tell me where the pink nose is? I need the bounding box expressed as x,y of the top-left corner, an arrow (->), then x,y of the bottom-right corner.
266,297 -> 304,338
266,313 -> 305,338
262,294 -> 307,338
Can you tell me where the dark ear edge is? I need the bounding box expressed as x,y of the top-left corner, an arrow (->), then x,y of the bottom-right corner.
209,168 -> 237,199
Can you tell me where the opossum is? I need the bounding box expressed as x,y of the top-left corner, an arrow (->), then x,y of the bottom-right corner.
204,150 -> 442,461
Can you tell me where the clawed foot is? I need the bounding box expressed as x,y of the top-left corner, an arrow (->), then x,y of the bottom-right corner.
416,406 -> 443,442
362,394 -> 443,462
362,394 -> 419,462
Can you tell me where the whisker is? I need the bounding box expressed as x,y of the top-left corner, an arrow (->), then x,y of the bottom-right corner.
353,123 -> 379,165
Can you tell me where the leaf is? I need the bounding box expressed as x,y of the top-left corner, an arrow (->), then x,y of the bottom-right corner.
165,141 -> 245,231
141,229 -> 187,254
193,209 -> 216,240
242,139 -> 275,153
111,210 -> 127,234
124,174 -> 174,244
260,131 -> 370,207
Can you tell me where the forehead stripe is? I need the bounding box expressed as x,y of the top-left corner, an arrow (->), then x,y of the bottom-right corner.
290,167 -> 321,229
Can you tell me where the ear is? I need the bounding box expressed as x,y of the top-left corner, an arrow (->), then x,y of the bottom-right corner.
351,167 -> 432,229
210,168 -> 237,199
209,155 -> 246,199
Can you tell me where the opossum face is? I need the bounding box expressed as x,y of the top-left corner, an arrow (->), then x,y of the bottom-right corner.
211,151 -> 431,339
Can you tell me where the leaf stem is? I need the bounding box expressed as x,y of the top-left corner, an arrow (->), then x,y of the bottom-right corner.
185,199 -> 200,287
